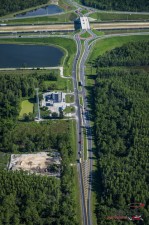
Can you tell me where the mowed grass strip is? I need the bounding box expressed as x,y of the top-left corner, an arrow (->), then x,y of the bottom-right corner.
90,12 -> 149,21
19,99 -> 33,118
89,35 -> 149,61
6,12 -> 77,25
80,31 -> 91,38
65,94 -> 74,103
44,76 -> 73,92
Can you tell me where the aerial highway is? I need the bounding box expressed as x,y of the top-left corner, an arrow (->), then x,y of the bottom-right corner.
0,22 -> 149,33
0,0 -> 148,223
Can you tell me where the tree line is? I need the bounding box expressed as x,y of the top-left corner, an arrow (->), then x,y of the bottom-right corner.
92,41 -> 149,224
0,71 -> 57,120
81,0 -> 149,12
0,0 -> 48,16
0,128 -> 78,224
0,68 -> 79,224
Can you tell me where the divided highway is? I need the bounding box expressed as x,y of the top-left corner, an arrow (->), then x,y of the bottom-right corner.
73,29 -> 149,225
0,22 -> 149,33
73,28 -> 97,225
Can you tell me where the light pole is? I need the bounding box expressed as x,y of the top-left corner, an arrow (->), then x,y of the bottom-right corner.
35,88 -> 41,120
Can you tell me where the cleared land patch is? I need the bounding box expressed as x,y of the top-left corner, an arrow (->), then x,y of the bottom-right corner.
19,99 -> 33,118
9,152 -> 61,176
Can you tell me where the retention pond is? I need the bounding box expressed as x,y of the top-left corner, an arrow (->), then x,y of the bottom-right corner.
0,44 -> 64,68
16,5 -> 63,18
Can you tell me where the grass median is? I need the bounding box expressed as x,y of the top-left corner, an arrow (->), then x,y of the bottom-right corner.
89,34 -> 149,61
89,12 -> 149,22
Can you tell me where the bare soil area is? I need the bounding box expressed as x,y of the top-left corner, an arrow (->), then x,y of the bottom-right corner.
8,152 -> 61,176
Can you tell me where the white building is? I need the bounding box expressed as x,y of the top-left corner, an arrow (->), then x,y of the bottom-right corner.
80,17 -> 90,30
42,92 -> 66,113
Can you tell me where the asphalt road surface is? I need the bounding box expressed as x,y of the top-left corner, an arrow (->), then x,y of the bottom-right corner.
0,22 -> 149,33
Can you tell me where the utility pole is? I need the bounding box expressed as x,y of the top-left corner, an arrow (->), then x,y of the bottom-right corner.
35,88 -> 41,120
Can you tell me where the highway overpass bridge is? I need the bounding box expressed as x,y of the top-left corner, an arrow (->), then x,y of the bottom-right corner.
80,17 -> 90,30
0,22 -> 149,33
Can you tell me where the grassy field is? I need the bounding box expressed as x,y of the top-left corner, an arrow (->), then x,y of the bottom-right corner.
79,96 -> 83,106
44,76 -> 73,92
80,32 -> 91,38
91,29 -> 104,36
89,35 -> 149,61
104,28 -> 149,35
5,12 -> 77,25
65,94 -> 74,103
64,106 -> 75,114
59,0 -> 75,11
0,37 -> 76,76
19,99 -> 34,118
0,68 -> 59,76
90,12 -> 149,21
81,9 -> 88,15
0,152 -> 10,169
73,166 -> 82,225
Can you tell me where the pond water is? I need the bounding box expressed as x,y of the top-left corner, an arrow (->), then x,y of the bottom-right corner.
0,44 -> 64,68
16,5 -> 63,18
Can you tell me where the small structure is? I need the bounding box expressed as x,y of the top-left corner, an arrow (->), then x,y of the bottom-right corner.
42,92 -> 66,114
80,17 -> 90,30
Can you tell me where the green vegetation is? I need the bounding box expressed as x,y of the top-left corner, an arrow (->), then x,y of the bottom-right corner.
90,12 -> 149,21
6,12 -> 77,25
81,9 -> 88,15
0,152 -> 10,169
0,37 -> 76,76
64,106 -> 75,114
0,149 -> 78,225
80,31 -> 91,38
91,29 -> 104,36
65,94 -> 74,103
79,96 -> 83,105
89,35 -> 149,61
44,76 -> 73,92
19,99 -> 33,118
0,118 -> 79,224
104,28 -> 149,35
0,51 -> 79,223
0,69 -> 62,120
90,41 -> 149,224
81,0 -> 149,12
0,0 -> 48,17
59,0 -> 75,11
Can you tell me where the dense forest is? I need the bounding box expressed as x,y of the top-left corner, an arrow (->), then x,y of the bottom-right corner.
93,41 -> 149,224
81,0 -> 149,12
0,71 -> 57,120
0,69 -> 78,223
0,0 -> 48,16
0,129 -> 78,224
